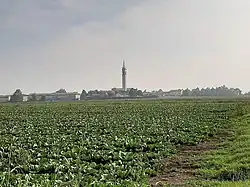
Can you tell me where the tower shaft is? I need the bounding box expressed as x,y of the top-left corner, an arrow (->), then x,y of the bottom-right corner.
122,61 -> 126,91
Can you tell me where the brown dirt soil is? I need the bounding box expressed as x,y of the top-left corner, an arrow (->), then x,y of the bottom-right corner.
149,130 -> 234,187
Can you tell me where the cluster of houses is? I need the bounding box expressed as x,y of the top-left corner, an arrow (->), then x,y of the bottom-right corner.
0,86 -> 242,103
0,92 -> 81,103
152,89 -> 183,97
0,89 -> 183,103
0,88 -> 163,103
0,95 -> 21,103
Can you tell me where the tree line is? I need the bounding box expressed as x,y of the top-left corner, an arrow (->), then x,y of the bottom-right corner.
181,85 -> 241,96
7,85 -> 245,103
80,88 -> 144,100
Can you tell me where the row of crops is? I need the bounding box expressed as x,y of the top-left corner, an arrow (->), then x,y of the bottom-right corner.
0,100 -> 245,186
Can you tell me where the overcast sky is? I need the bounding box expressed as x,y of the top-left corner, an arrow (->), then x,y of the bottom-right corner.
1,0 -> 250,94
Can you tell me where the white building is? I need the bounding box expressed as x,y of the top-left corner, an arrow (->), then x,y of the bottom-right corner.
23,95 -> 29,102
29,92 -> 80,101
164,89 -> 183,96
0,95 -> 28,102
0,95 -> 10,103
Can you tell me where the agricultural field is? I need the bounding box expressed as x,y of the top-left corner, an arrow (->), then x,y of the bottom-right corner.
0,100 -> 247,186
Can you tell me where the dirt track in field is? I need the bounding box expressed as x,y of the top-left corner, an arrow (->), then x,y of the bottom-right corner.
149,131 -> 233,187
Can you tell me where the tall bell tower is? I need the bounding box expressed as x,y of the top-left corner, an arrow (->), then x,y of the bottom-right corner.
122,60 -> 127,91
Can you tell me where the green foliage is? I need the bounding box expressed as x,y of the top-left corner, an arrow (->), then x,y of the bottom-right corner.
137,90 -> 143,96
40,95 -> 46,101
182,86 -> 242,97
194,113 -> 250,186
129,88 -> 138,97
182,88 -> 191,96
0,100 -> 243,186
80,90 -> 87,100
10,89 -> 23,102
55,89 -> 67,94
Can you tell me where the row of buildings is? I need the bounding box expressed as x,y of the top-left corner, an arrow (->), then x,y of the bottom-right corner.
0,62 -> 157,103
0,92 -> 81,103
0,89 -> 182,103
0,61 -> 242,103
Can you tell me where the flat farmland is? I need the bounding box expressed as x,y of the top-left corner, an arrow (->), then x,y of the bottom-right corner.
0,100 -> 246,186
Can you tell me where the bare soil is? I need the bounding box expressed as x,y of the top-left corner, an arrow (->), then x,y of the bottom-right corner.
149,130 -> 233,187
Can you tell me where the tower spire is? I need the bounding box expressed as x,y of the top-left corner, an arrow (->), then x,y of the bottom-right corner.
123,60 -> 126,68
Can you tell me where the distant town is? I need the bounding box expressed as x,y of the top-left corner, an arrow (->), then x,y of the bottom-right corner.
0,61 -> 249,103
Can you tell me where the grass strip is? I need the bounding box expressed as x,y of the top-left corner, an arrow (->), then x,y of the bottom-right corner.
190,114 -> 250,187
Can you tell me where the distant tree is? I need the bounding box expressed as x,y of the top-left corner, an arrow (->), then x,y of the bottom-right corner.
99,91 -> 108,98
211,87 -> 216,96
129,88 -> 138,97
32,94 -> 37,101
214,87 -> 221,96
40,95 -> 46,101
137,90 -> 143,96
88,90 -> 93,96
204,87 -> 211,96
182,88 -> 191,96
56,89 -> 67,93
234,88 -> 242,95
10,89 -> 23,102
200,88 -> 206,96
111,88 -> 118,95
88,90 -> 98,96
29,93 -> 37,101
191,87 -> 200,96
107,90 -> 115,98
181,85 -> 242,97
245,91 -> 250,95
213,85 -> 234,96
80,90 -> 87,100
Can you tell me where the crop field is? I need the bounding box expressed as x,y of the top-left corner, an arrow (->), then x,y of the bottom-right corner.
0,100 -> 246,186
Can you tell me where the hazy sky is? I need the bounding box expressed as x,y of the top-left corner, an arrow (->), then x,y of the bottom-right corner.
1,0 -> 250,94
